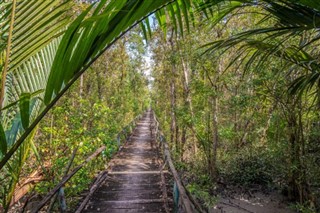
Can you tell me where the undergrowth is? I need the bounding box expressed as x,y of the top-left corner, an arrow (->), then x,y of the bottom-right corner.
219,149 -> 279,189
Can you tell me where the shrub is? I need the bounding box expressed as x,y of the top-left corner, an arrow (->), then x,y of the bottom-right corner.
222,151 -> 275,188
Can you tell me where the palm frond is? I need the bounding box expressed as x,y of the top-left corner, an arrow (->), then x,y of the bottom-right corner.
0,0 -> 72,161
201,0 -> 320,96
1,0 -> 176,172
2,0 -> 72,72
44,0 -> 173,104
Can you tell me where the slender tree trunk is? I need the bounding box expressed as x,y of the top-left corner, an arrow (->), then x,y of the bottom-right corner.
175,124 -> 179,155
95,69 -> 103,101
233,84 -> 238,142
79,74 -> 84,99
208,59 -> 222,180
297,100 -> 310,204
170,71 -> 177,146
181,59 -> 196,156
180,126 -> 186,161
50,114 -> 54,156
206,106 -> 212,173
211,91 -> 219,180
288,112 -> 299,201
168,34 -> 177,149
259,103 -> 276,146
286,100 -> 309,203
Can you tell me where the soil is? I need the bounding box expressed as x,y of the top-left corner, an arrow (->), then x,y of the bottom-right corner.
211,189 -> 296,213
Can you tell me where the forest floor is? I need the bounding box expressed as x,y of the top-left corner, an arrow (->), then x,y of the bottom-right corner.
211,188 -> 295,213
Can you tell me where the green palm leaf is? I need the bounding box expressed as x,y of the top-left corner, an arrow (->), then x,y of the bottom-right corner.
1,0 -> 182,172
202,0 -> 320,96
0,1 -> 72,209
44,0 -> 173,104
0,0 -> 72,72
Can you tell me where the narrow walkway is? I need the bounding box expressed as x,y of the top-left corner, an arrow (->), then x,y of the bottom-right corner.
82,111 -> 172,212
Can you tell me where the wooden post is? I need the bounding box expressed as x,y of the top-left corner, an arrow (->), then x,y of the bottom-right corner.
117,135 -> 121,147
75,171 -> 108,213
58,188 -> 66,212
47,147 -> 78,212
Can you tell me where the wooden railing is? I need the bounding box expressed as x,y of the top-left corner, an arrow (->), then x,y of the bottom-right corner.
151,110 -> 206,213
115,114 -> 142,148
32,113 -> 143,213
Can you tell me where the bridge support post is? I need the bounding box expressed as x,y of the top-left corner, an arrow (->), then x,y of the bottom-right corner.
117,135 -> 120,147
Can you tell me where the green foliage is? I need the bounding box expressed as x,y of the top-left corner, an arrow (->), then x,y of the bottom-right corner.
1,0 -> 320,211
221,151 -> 275,187
292,202 -> 317,213
150,1 -> 320,209
26,28 -> 149,211
0,123 -> 6,156
187,176 -> 218,208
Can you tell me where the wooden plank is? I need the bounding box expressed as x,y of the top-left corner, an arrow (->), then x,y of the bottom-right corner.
105,183 -> 162,191
92,189 -> 163,201
107,173 -> 162,184
109,170 -> 168,174
83,200 -> 168,213
91,198 -> 164,204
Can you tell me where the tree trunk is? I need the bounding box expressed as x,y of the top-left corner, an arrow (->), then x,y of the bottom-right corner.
180,126 -> 187,161
168,34 -> 177,149
170,72 -> 177,146
175,124 -> 179,155
181,58 -> 195,157
95,69 -> 103,101
79,74 -> 84,99
288,114 -> 299,201
211,91 -> 219,180
259,103 -> 276,146
287,100 -> 309,203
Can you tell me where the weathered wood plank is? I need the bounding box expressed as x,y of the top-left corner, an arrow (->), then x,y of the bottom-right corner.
108,170 -> 169,174
84,201 -> 168,213
92,189 -> 163,201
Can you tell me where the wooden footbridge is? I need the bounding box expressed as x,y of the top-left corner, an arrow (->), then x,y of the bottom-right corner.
81,110 -> 173,212
32,110 -> 203,213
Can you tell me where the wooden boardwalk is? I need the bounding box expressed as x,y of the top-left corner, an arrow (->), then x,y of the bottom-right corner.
81,111 -> 173,212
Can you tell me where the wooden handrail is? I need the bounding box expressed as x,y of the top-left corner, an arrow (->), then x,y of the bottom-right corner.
163,139 -> 193,213
75,171 -> 108,213
32,146 -> 106,213
31,112 -> 144,212
115,113 -> 142,147
152,111 -> 197,213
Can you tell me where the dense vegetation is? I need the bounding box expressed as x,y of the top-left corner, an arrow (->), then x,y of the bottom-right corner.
1,0 -> 320,212
150,7 -> 320,211
32,32 -> 149,209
